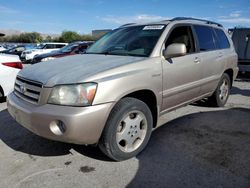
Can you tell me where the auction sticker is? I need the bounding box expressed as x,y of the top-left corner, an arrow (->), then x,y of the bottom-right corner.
143,25 -> 165,30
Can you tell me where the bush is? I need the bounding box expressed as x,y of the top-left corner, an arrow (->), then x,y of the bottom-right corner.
0,31 -> 98,43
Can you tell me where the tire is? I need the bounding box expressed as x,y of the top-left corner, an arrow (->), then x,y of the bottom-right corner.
99,97 -> 153,161
0,86 -> 4,98
208,73 -> 231,107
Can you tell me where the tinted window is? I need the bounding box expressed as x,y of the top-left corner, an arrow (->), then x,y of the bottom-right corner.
194,25 -> 216,51
165,26 -> 195,53
214,29 -> 230,49
55,44 -> 65,48
44,44 -> 55,49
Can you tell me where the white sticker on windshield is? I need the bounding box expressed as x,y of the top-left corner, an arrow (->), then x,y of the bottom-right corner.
143,25 -> 164,30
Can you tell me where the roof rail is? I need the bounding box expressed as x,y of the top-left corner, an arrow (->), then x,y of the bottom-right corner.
171,17 -> 223,27
119,23 -> 136,28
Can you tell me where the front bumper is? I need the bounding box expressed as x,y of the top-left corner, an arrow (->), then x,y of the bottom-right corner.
21,53 -> 33,61
7,92 -> 114,144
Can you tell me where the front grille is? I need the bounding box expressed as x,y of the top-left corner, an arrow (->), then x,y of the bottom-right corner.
14,76 -> 43,104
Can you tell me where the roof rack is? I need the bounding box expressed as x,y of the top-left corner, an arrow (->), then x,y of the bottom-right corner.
119,23 -> 136,28
171,17 -> 223,27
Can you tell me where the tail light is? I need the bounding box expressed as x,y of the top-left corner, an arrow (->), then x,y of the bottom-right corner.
2,62 -> 23,69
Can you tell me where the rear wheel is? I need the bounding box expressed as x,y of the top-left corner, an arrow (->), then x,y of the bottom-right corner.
208,73 -> 231,107
99,97 -> 153,161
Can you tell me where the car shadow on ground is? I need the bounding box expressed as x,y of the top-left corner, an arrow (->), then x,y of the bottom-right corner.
0,109 -> 111,161
128,107 -> 250,187
1,107 -> 250,187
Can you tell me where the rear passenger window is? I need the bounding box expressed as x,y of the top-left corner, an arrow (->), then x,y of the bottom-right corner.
214,29 -> 230,49
194,25 -> 216,51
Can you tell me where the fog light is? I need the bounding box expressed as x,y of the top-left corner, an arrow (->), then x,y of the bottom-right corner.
49,120 -> 66,135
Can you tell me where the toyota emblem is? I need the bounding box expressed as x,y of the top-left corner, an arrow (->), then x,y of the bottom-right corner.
20,84 -> 27,94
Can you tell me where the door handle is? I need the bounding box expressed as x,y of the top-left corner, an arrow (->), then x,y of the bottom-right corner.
194,57 -> 200,64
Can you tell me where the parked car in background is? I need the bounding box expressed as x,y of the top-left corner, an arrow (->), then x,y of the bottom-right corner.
32,41 -> 94,64
0,45 -> 27,58
8,18 -> 238,161
20,42 -> 67,63
0,45 -> 6,52
231,28 -> 250,74
0,54 -> 23,98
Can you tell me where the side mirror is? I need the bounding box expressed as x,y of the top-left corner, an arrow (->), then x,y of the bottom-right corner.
163,43 -> 187,59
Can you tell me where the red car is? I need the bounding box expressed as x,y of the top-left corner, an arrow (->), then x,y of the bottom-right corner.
31,41 -> 94,64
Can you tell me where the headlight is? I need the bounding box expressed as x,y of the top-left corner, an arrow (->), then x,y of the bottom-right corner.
26,51 -> 33,54
41,57 -> 55,62
48,83 -> 97,106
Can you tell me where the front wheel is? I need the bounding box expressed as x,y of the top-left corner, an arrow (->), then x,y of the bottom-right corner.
208,73 -> 231,107
99,97 -> 153,161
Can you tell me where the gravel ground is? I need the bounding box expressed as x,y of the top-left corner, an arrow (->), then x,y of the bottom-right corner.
0,77 -> 249,188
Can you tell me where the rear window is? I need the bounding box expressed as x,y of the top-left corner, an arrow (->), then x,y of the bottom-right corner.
194,25 -> 216,51
214,29 -> 230,49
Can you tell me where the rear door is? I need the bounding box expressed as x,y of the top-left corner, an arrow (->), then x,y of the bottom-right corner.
193,25 -> 225,95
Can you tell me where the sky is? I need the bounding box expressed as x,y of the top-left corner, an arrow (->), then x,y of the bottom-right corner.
0,0 -> 250,34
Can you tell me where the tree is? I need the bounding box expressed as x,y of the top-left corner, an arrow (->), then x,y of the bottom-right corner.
59,31 -> 82,43
17,32 -> 42,43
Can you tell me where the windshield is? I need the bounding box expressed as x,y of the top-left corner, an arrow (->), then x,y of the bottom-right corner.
36,44 -> 45,49
60,43 -> 78,53
86,25 -> 166,57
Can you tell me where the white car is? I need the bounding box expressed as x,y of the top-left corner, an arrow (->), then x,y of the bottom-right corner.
0,45 -> 6,52
0,54 -> 23,98
20,43 -> 67,62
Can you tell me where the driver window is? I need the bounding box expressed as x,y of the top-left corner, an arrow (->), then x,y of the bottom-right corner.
165,26 -> 195,54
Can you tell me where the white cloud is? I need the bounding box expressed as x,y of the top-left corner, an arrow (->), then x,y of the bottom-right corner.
218,17 -> 250,24
218,11 -> 250,24
0,5 -> 18,14
102,14 -> 170,25
229,11 -> 241,18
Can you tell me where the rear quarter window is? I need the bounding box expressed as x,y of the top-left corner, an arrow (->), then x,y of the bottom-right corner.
44,44 -> 55,49
193,25 -> 216,51
214,28 -> 230,49
55,44 -> 65,48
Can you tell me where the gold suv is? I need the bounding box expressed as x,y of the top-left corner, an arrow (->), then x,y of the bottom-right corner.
8,18 -> 238,161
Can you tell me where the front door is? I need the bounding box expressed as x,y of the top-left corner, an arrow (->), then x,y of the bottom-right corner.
161,25 -> 202,111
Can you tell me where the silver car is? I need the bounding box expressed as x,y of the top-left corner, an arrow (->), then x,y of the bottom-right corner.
7,17 -> 238,161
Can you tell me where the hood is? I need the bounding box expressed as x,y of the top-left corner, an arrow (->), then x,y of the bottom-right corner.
18,54 -> 146,87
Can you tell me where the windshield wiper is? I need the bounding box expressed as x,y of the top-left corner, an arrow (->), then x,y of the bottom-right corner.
84,51 -> 110,55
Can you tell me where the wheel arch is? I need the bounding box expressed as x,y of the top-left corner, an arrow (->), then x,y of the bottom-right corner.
122,89 -> 158,128
224,69 -> 234,88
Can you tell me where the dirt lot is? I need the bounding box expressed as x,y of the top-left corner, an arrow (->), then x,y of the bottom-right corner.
0,78 -> 249,188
